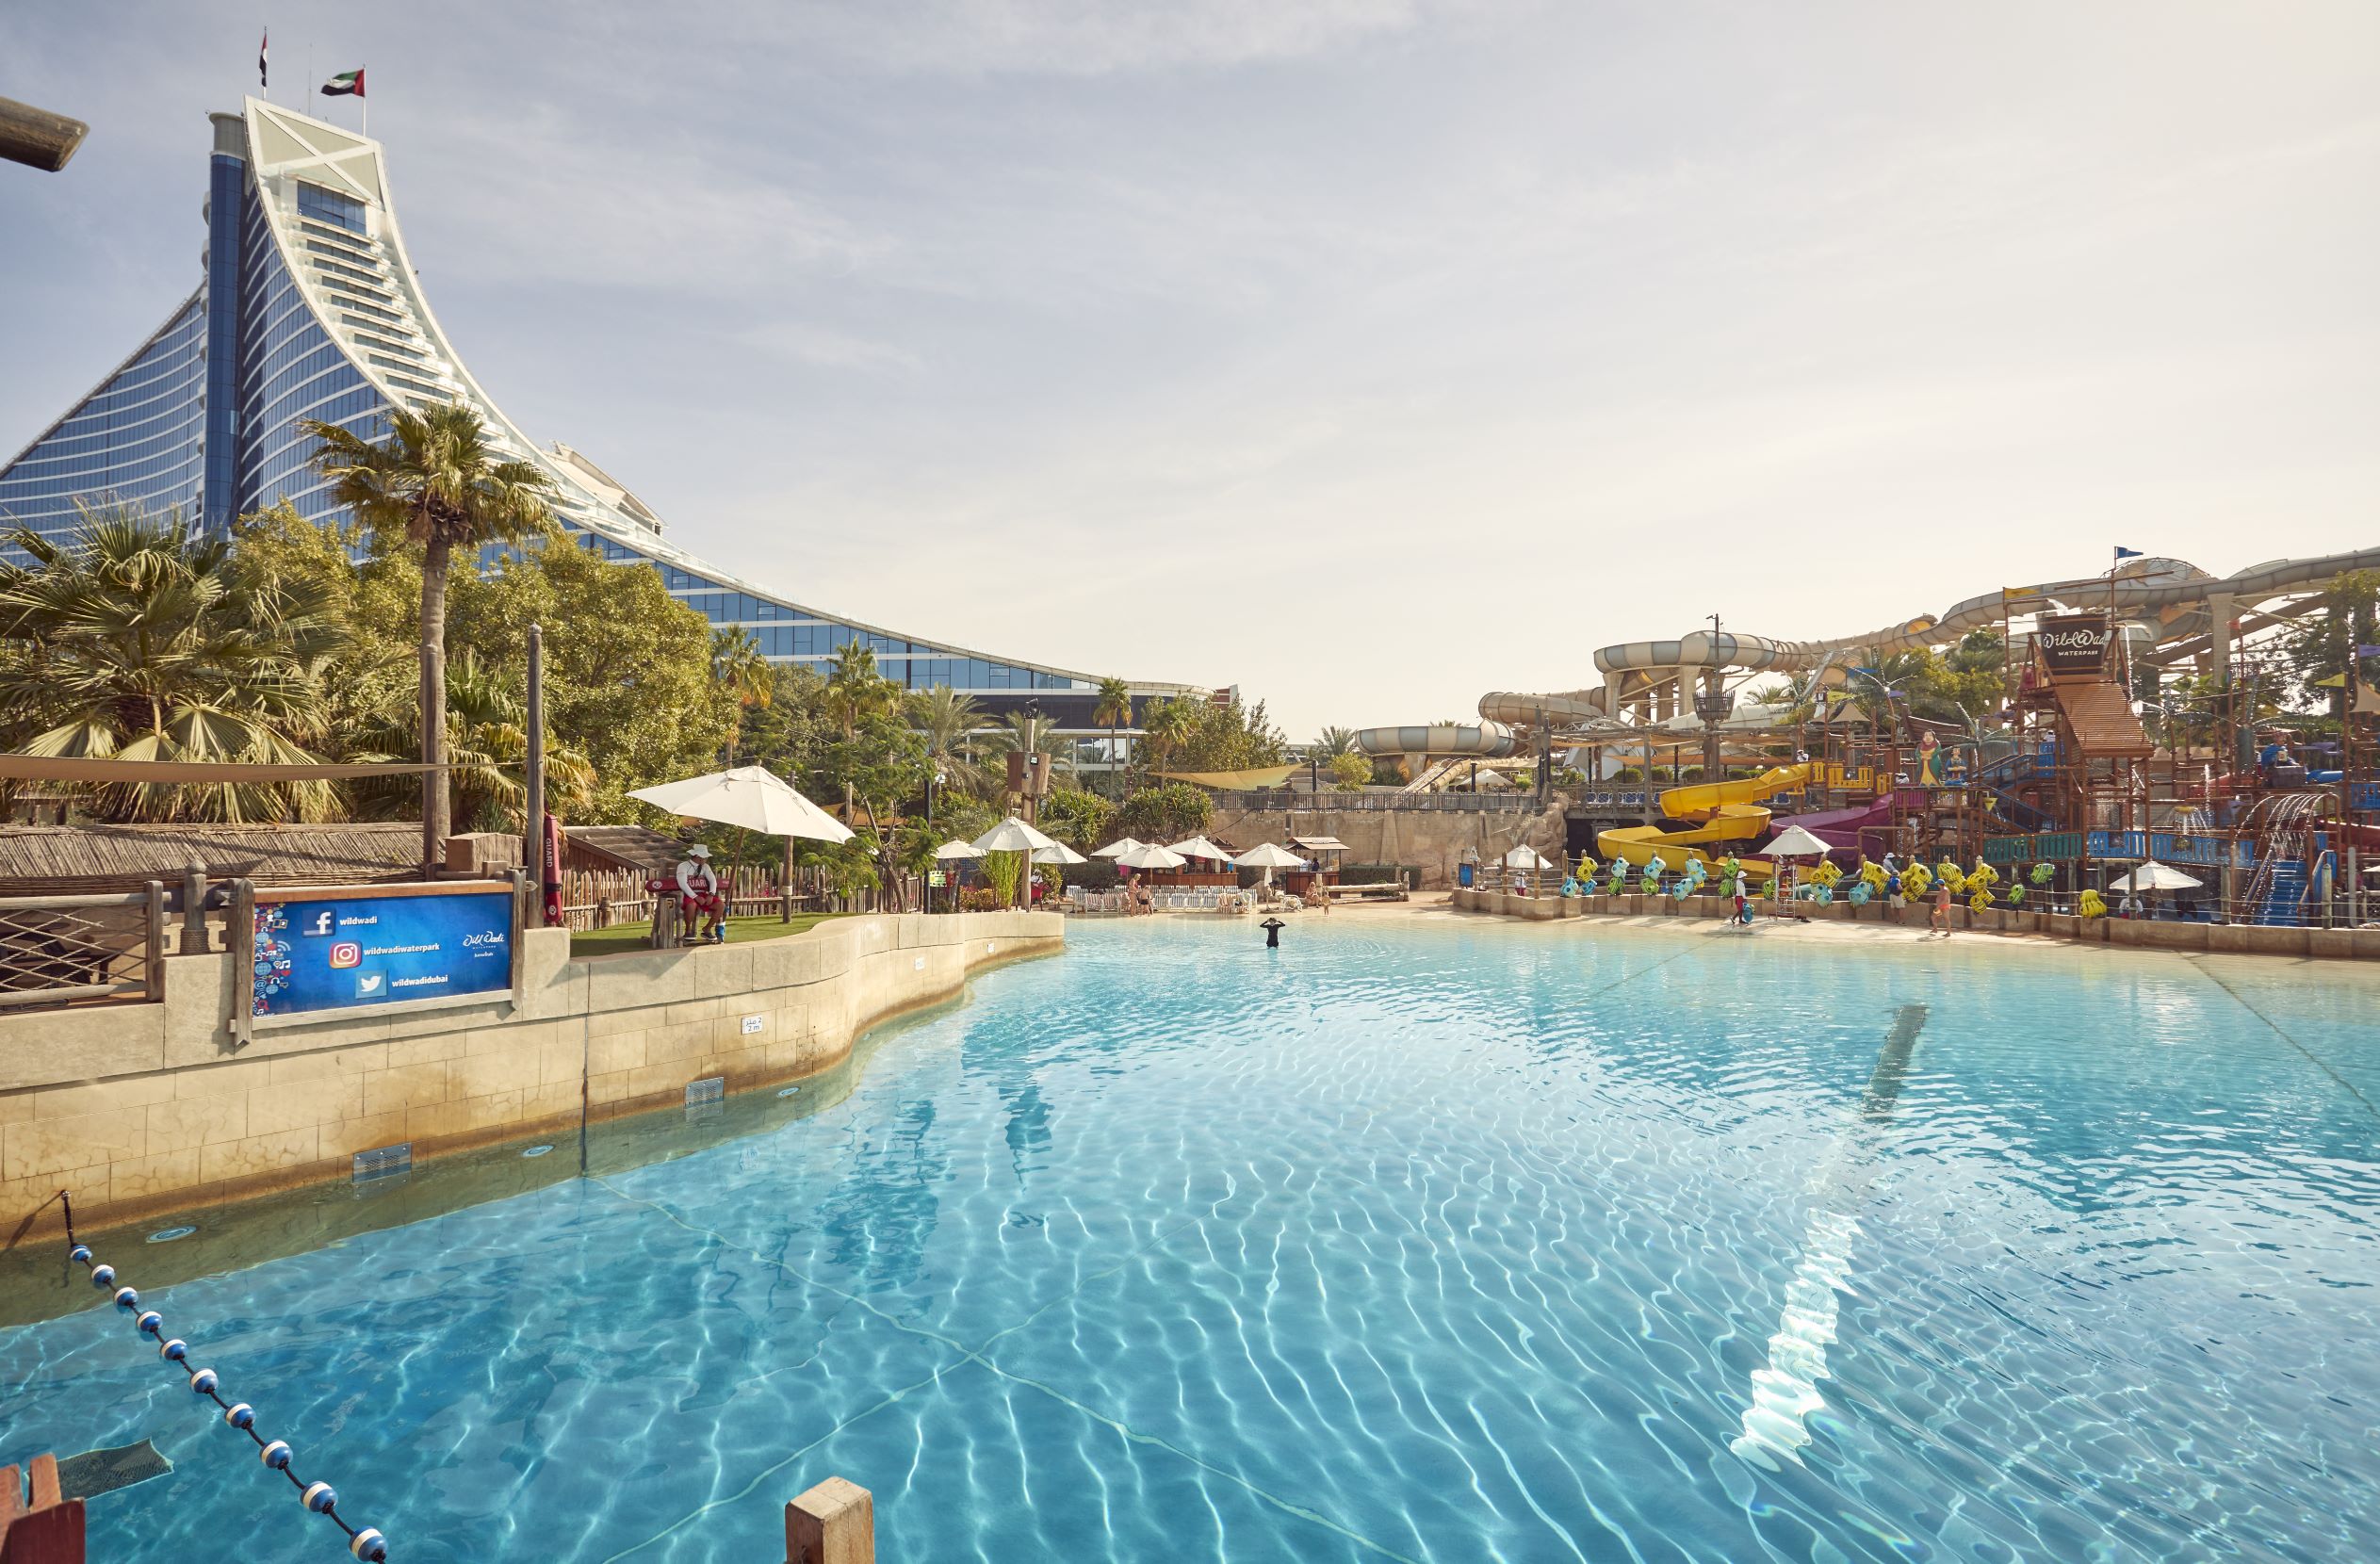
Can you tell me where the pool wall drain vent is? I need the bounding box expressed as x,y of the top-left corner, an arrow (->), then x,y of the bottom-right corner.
685,1076 -> 725,1122
351,1143 -> 411,1184
57,1192 -> 389,1561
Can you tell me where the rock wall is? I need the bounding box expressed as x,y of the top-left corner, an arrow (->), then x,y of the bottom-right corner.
1205,801 -> 1569,889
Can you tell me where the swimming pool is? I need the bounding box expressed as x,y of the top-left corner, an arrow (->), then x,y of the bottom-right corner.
4,919 -> 2374,1561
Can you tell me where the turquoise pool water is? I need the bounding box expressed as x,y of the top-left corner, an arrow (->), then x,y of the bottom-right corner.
4,920 -> 2375,1561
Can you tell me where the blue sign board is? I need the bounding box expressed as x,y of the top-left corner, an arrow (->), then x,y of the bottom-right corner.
252,888 -> 514,1018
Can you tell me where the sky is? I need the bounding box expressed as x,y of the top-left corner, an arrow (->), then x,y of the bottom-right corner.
3,2 -> 2376,739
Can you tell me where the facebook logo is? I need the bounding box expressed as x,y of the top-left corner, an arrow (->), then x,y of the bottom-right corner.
302,907 -> 335,937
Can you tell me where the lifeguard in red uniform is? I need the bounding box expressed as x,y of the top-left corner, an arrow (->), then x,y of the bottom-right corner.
674,842 -> 726,944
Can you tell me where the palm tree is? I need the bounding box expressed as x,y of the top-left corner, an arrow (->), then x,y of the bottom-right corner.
1140,697 -> 1197,776
908,684 -> 986,806
823,643 -> 898,820
0,503 -> 346,822
1094,676 -> 1133,782
306,401 -> 556,870
987,710 -> 1074,791
709,626 -> 774,761
1314,725 -> 1360,758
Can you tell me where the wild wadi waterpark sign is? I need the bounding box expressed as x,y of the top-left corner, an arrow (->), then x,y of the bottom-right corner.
240,881 -> 519,1032
2036,613 -> 2112,678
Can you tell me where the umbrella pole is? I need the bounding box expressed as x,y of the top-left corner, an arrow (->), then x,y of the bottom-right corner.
781,836 -> 793,923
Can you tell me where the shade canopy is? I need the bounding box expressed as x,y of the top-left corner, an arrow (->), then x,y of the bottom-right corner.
1233,842 -> 1307,869
1033,842 -> 1088,866
1091,837 -> 1145,858
1114,842 -> 1188,871
1763,824 -> 1833,858
2109,860 -> 2202,892
933,840 -> 984,861
1168,836 -> 1236,862
972,816 -> 1059,855
1292,835 -> 1350,854
1502,845 -> 1552,869
626,766 -> 854,843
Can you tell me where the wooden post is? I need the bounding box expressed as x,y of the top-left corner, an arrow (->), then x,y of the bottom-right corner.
142,880 -> 165,1001
525,624 -> 546,928
180,863 -> 207,954
229,879 -> 255,1051
785,1477 -> 872,1564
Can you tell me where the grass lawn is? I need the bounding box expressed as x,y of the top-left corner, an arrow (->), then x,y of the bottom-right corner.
570,912 -> 848,960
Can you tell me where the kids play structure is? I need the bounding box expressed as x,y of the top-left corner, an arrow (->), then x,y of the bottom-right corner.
1363,546 -> 2380,921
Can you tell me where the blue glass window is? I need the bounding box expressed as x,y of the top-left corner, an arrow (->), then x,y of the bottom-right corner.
295,182 -> 367,235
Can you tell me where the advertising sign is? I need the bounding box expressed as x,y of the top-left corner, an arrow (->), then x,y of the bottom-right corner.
250,885 -> 515,1019
2035,613 -> 2111,678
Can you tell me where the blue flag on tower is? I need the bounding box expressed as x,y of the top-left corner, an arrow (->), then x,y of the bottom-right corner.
2113,546 -> 2144,560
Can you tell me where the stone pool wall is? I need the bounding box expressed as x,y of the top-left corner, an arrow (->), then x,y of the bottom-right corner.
0,911 -> 1062,1243
1448,887 -> 2380,959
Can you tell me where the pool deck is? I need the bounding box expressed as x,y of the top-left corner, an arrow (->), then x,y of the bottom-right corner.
1439,887 -> 2380,963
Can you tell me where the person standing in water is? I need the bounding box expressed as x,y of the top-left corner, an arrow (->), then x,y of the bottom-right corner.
1261,916 -> 1286,948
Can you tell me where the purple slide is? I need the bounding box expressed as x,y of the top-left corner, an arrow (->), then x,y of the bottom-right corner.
1765,793 -> 1913,860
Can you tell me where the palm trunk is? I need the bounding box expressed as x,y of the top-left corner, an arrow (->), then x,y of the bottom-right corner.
419,537 -> 452,872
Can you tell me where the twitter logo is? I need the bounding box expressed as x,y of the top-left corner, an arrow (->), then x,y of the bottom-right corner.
356,972 -> 385,998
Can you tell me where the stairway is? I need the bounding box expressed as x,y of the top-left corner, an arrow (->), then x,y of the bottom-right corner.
2254,859 -> 2306,926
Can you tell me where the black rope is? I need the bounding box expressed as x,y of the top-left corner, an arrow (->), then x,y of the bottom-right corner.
62,1201 -> 387,1561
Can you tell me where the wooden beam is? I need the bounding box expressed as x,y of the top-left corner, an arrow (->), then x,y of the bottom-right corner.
0,97 -> 87,173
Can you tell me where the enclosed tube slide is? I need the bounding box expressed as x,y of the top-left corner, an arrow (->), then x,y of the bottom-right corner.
1354,723 -> 1516,758
1589,546 -> 2380,679
1597,763 -> 1818,884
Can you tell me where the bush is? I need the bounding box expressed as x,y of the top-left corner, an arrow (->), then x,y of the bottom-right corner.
1329,753 -> 1372,790
959,886 -> 1006,911
1613,767 -> 1641,783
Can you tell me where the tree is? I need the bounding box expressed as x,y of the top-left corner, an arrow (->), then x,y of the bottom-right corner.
2284,569 -> 2380,715
1093,676 -> 1134,792
440,536 -> 739,822
306,401 -> 557,868
0,503 -> 348,823
1314,725 -> 1361,758
1037,786 -> 1115,851
823,644 -> 900,821
1139,696 -> 1197,775
709,627 -> 774,760
1329,753 -> 1373,790
1117,782 -> 1213,841
908,684 -> 986,806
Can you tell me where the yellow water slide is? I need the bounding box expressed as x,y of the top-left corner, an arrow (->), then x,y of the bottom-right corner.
1596,763 -> 1817,884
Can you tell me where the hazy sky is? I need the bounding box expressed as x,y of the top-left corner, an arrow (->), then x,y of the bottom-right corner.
5,2 -> 2375,737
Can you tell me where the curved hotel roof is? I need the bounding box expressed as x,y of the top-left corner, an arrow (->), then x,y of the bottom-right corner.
0,99 -> 1205,725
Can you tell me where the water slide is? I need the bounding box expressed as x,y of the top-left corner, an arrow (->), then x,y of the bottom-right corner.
1484,546 -> 2380,728
1766,795 -> 1903,860
1597,763 -> 1818,883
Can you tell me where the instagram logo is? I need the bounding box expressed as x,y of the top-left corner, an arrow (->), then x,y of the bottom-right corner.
329,941 -> 363,969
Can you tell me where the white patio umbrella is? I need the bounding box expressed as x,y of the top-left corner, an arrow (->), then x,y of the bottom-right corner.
1033,841 -> 1088,865
627,766 -> 853,843
1115,842 -> 1188,871
972,816 -> 1059,855
1169,836 -> 1236,863
932,840 -> 984,861
1092,837 -> 1146,859
1502,845 -> 1552,870
1762,824 -> 1833,858
2108,860 -> 2202,893
1234,840 -> 1306,888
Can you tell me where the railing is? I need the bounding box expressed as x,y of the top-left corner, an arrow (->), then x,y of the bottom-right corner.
0,882 -> 166,1010
1205,790 -> 1549,814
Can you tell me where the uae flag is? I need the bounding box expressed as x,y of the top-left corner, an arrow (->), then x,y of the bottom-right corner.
258,29 -> 268,90
320,67 -> 366,98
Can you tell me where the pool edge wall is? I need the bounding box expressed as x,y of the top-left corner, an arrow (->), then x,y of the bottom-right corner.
0,911 -> 1065,1245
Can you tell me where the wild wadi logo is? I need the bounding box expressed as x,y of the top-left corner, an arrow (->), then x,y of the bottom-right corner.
2038,615 -> 2111,673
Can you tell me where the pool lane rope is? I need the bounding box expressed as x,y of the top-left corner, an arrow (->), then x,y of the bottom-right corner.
61,1195 -> 388,1561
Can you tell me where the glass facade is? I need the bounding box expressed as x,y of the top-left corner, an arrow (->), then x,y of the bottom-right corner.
0,99 -> 1162,722
0,293 -> 207,549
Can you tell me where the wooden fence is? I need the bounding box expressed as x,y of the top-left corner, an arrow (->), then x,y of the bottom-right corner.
0,884 -> 166,1011
550,866 -> 929,931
